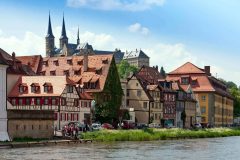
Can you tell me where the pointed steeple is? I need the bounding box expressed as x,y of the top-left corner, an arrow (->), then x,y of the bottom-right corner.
77,26 -> 80,45
60,13 -> 68,39
46,12 -> 54,38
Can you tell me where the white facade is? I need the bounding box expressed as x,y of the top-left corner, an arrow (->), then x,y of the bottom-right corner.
0,65 -> 10,141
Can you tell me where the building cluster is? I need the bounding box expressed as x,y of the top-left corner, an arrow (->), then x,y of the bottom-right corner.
0,14 -> 234,141
122,63 -> 233,128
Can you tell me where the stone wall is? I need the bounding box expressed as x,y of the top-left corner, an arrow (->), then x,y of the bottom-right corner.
8,110 -> 54,139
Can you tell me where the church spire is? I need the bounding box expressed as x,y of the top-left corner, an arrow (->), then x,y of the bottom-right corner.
59,13 -> 68,49
77,26 -> 80,45
60,13 -> 67,39
46,12 -> 54,38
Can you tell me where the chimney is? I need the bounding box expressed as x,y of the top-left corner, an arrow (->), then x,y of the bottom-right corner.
12,52 -> 16,67
83,51 -> 88,72
156,65 -> 158,71
204,66 -> 211,76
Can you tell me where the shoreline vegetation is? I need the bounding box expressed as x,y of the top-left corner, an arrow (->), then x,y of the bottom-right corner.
81,128 -> 240,141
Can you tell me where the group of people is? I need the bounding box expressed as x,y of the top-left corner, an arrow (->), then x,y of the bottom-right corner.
62,123 -> 90,139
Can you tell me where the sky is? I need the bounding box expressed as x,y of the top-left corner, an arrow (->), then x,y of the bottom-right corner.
0,0 -> 240,85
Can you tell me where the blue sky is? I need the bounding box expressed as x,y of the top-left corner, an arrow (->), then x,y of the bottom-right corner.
0,0 -> 239,85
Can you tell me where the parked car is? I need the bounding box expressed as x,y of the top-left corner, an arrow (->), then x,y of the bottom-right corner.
92,123 -> 102,131
121,120 -> 135,129
136,123 -> 148,129
102,123 -> 114,129
194,123 -> 202,129
165,123 -> 175,129
149,123 -> 161,128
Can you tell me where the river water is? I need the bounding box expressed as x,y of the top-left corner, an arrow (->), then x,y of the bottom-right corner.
1,137 -> 240,160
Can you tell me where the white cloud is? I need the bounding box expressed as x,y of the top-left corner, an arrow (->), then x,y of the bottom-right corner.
66,0 -> 165,11
142,43 -> 197,73
0,31 -> 44,56
128,23 -> 150,35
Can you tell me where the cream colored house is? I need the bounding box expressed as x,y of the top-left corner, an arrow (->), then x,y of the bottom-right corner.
126,74 -> 163,124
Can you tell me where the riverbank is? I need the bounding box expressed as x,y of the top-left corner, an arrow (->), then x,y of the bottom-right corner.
81,128 -> 240,141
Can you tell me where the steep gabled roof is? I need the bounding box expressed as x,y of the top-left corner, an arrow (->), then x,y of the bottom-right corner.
137,65 -> 164,84
16,55 -> 42,73
169,62 -> 205,75
123,49 -> 149,59
8,76 -> 75,97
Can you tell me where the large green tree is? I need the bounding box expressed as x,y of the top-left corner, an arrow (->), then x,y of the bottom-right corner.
117,60 -> 138,79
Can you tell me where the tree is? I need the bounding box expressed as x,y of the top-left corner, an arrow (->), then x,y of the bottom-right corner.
181,110 -> 186,128
117,60 -> 138,79
160,66 -> 166,77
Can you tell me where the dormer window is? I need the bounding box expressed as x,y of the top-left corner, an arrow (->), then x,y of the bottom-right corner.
43,83 -> 52,93
40,71 -> 46,76
50,70 -> 56,76
19,83 -> 27,93
31,83 -> 40,93
77,60 -> 83,65
53,60 -> 59,66
181,77 -> 189,85
102,58 -> 108,64
43,61 -> 48,66
67,59 -> 72,65
96,67 -> 102,75
64,70 -> 69,76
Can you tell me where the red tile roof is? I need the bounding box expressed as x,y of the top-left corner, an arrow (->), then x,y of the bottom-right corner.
39,54 -> 113,92
8,76 -> 75,97
167,62 -> 233,99
169,62 -> 205,74
16,55 -> 42,73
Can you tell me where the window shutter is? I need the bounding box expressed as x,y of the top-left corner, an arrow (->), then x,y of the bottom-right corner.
77,114 -> 79,121
49,97 -> 52,105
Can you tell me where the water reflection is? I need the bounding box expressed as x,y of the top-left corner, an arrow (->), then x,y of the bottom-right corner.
1,137 -> 240,160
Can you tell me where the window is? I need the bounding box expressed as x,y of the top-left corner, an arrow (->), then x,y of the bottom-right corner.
181,77 -> 189,85
44,86 -> 48,92
19,99 -> 23,105
77,60 -> 83,65
43,61 -> 48,66
52,98 -> 56,105
157,92 -> 160,97
74,99 -> 79,106
12,99 -> 16,105
44,98 -> 49,105
127,99 -> 130,106
201,106 -> 206,114
26,98 -> 30,105
74,70 -> 80,75
67,85 -> 73,93
61,98 -> 66,106
143,102 -> 148,109
192,80 -> 197,85
136,83 -> 138,86
36,98 -> 41,105
53,60 -> 59,66
202,95 -> 206,101
64,70 -> 69,76
67,59 -> 72,65
50,71 -> 56,76
137,90 -> 141,97
127,90 -> 130,96
155,113 -> 158,120
19,86 -> 25,93
201,117 -> 206,122
152,103 -> 154,108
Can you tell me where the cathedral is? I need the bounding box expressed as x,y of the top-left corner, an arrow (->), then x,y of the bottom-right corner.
45,14 -> 149,67
45,14 -> 94,57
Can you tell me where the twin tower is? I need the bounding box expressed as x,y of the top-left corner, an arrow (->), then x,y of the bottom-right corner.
45,14 -> 80,57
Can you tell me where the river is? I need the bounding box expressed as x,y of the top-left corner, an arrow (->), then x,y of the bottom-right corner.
1,136 -> 240,160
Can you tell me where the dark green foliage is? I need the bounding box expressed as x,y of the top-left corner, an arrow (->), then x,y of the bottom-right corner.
160,66 -> 166,77
82,128 -> 240,141
181,110 -> 186,128
94,59 -> 123,123
117,60 -> 138,79
122,110 -> 130,120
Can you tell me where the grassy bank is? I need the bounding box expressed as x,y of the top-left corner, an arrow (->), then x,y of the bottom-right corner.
81,128 -> 240,141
